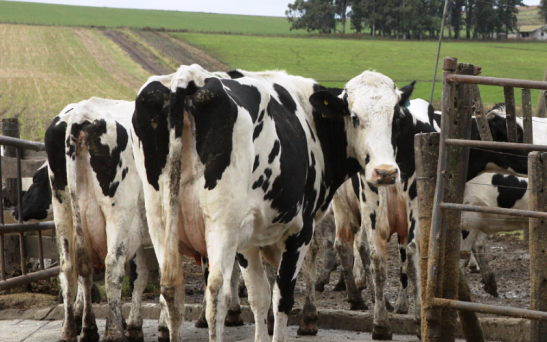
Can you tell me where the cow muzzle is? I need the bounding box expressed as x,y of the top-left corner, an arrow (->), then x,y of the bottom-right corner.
372,165 -> 399,185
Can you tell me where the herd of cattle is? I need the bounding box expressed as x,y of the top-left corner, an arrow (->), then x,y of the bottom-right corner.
12,64 -> 542,342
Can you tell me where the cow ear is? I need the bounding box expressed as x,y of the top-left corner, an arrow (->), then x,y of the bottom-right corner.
398,80 -> 416,109
310,91 -> 349,118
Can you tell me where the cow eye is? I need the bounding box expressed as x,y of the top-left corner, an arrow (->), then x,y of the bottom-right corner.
351,113 -> 360,128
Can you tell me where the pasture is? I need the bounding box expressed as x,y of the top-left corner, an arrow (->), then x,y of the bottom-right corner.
0,24 -> 150,140
171,32 -> 547,107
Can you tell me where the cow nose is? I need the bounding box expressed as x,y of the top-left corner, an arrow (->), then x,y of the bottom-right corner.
374,166 -> 398,185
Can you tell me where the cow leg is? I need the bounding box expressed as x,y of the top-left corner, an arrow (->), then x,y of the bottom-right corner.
158,295 -> 170,342
394,238 -> 409,314
407,239 -> 421,328
272,221 -> 314,342
473,232 -> 498,297
225,260 -> 244,327
79,274 -> 100,342
298,232 -> 319,336
74,284 -> 84,335
316,225 -> 337,292
196,258 -> 209,329
103,246 -> 128,342
125,247 -> 149,342
334,238 -> 367,310
237,249 -> 270,342
353,243 -> 367,292
369,230 -> 392,340
265,263 -> 276,336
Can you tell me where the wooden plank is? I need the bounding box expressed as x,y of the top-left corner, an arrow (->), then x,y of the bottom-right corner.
503,86 -> 518,143
471,85 -> 493,141
529,152 -> 547,342
521,88 -> 533,243
1,156 -> 45,179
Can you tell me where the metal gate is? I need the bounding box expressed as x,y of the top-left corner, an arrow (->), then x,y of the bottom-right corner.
0,135 -> 58,291
416,57 -> 547,342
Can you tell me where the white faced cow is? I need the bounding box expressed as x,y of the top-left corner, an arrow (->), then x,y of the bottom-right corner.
131,64 -> 408,342
44,98 -> 150,342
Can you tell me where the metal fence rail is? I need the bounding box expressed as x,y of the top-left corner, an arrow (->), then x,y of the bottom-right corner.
0,135 -> 58,291
418,57 -> 547,342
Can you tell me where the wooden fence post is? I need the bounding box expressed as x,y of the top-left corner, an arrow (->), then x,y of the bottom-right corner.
522,88 -> 533,243
529,151 -> 547,342
2,118 -> 20,207
503,87 -> 518,143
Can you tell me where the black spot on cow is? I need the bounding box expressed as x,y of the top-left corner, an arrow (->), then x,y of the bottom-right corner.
132,81 -> 170,191
462,230 -> 470,240
14,165 -> 52,221
257,109 -> 266,123
401,272 -> 408,289
273,84 -> 297,115
236,253 -> 248,268
252,176 -> 264,190
305,120 -> 316,142
492,174 -> 527,208
65,108 -> 74,114
268,140 -> 280,163
191,78 -> 241,190
262,168 -> 273,192
222,79 -> 262,123
45,116 -> 68,203
253,122 -> 264,141
370,212 -> 376,230
129,257 -> 138,293
408,217 -> 416,243
121,167 -> 129,180
115,243 -> 125,260
227,70 -> 245,79
369,184 -> 378,194
253,155 -> 260,173
74,119 -> 128,198
399,246 -> 407,263
350,174 -> 360,199
365,154 -> 370,165
409,180 -> 417,200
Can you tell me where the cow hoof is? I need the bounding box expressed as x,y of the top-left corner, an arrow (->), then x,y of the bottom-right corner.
385,298 -> 394,312
91,284 -> 102,303
349,298 -> 368,311
315,282 -> 326,292
333,280 -> 346,292
103,336 -> 125,342
122,317 -> 127,331
75,315 -> 83,335
469,265 -> 480,274
482,282 -> 499,297
80,326 -> 100,342
125,326 -> 144,342
372,323 -> 393,340
297,322 -> 318,336
238,284 -> 248,298
158,326 -> 170,342
195,315 -> 208,328
267,309 -> 274,336
225,310 -> 244,327
394,301 -> 409,314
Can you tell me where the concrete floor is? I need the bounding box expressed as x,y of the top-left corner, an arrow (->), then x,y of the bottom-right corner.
0,319 -> 434,342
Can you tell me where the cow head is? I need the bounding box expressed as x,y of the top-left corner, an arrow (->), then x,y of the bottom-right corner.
12,164 -> 52,221
310,71 -> 414,186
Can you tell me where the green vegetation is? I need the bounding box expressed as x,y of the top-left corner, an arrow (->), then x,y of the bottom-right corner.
0,24 -> 151,140
172,32 -> 547,107
0,1 -> 302,36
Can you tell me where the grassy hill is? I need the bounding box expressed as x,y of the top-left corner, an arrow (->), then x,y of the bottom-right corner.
517,6 -> 544,28
172,32 -> 547,107
0,24 -> 151,140
0,1 -> 302,36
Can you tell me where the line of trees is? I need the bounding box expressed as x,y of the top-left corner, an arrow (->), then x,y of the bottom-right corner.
286,0 -> 525,39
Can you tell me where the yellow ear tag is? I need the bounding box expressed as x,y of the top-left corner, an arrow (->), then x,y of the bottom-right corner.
324,100 -> 329,106
322,113 -> 327,118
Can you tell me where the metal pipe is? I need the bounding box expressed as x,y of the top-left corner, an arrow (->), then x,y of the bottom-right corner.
0,150 -> 4,281
440,203 -> 547,220
0,221 -> 56,234
0,136 -> 45,152
38,230 -> 44,271
432,298 -> 547,321
0,267 -> 60,291
446,74 -> 547,90
16,148 -> 25,276
444,139 -> 547,152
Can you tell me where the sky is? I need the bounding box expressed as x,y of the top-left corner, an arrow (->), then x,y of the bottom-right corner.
6,0 -> 543,17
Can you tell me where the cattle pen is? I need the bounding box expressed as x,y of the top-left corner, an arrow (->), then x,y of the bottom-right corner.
416,57 -> 547,342
0,134 -> 58,291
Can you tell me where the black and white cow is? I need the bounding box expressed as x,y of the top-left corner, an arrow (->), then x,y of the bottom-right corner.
44,98 -> 151,342
131,64 -> 410,342
327,98 -> 536,339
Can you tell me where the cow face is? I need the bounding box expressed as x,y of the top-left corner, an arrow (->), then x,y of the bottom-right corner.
310,72 -> 413,186
13,164 -> 52,221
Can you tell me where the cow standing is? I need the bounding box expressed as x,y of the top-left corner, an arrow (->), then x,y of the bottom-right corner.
131,65 -> 409,342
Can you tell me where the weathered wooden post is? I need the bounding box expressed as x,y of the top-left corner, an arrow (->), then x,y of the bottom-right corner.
522,88 -> 533,243
416,133 -> 440,341
529,151 -> 547,342
471,85 -> 493,142
2,118 -> 19,207
503,87 -> 518,143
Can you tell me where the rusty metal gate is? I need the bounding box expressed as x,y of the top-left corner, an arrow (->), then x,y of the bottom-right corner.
0,135 -> 58,291
416,57 -> 547,342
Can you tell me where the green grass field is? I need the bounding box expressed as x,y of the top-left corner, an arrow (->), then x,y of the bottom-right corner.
0,1 -> 304,36
0,24 -> 151,140
172,32 -> 547,107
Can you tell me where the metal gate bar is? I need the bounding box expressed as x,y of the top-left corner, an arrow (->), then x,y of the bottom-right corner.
0,134 -> 59,291
423,57 -> 547,342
